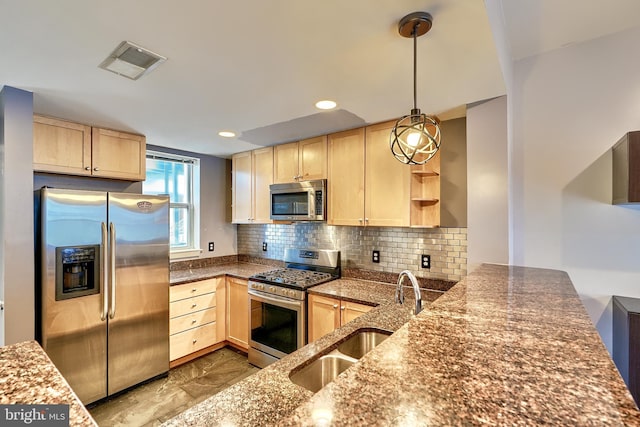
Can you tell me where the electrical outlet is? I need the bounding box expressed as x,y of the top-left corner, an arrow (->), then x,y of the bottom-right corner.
262,242 -> 268,251
372,250 -> 380,263
421,254 -> 431,269
208,242 -> 214,251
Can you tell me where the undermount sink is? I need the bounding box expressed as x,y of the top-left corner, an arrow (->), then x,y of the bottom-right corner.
336,330 -> 391,359
289,354 -> 356,393
289,328 -> 392,393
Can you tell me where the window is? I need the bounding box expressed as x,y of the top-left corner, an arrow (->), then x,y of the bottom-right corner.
143,150 -> 200,258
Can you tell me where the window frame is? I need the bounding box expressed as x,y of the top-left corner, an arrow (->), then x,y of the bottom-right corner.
144,150 -> 201,259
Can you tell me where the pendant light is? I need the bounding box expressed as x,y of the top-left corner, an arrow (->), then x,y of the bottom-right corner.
390,12 -> 441,165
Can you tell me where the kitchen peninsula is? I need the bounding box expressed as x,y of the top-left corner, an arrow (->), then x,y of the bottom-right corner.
0,341 -> 96,426
164,264 -> 640,426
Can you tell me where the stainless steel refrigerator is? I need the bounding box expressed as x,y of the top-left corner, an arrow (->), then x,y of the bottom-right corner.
35,187 -> 169,405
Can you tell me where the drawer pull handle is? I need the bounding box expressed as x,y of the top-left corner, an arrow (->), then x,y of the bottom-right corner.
192,339 -> 197,344
191,319 -> 197,324
333,304 -> 338,309
191,303 -> 197,308
192,288 -> 197,292
340,306 -> 345,310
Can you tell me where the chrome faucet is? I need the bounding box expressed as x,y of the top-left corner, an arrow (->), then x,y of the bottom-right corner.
395,270 -> 423,315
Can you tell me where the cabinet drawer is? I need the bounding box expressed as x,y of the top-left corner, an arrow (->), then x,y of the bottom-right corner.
170,279 -> 218,302
170,292 -> 216,318
170,307 -> 217,335
170,322 -> 217,361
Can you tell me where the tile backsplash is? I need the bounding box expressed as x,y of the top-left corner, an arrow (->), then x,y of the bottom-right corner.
237,223 -> 467,282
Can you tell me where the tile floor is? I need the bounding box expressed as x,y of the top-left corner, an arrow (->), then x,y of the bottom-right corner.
88,347 -> 259,427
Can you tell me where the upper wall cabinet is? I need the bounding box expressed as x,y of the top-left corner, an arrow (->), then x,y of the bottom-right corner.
90,128 -> 146,180
328,121 -> 412,227
613,131 -> 640,204
273,136 -> 327,183
33,115 -> 146,181
232,147 -> 273,224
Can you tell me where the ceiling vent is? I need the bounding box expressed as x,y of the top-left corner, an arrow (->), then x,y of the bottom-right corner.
99,41 -> 166,80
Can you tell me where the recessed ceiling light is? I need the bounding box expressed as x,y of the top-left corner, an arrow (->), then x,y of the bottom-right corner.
315,100 -> 337,110
218,131 -> 236,138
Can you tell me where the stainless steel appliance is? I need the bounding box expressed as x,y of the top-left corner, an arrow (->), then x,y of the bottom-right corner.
35,187 -> 169,405
269,179 -> 326,221
248,248 -> 340,368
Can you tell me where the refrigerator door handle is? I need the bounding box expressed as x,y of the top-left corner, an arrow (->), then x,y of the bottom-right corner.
108,222 -> 117,319
101,222 -> 109,321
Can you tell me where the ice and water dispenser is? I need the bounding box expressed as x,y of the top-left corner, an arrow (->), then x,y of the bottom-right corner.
55,245 -> 100,300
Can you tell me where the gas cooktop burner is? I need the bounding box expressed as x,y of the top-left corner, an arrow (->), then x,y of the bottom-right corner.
251,268 -> 334,288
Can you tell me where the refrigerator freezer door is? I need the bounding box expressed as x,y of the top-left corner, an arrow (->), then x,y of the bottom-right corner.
39,188 -> 108,404
106,193 -> 169,395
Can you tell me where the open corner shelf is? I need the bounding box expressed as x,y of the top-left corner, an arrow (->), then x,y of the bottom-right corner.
411,198 -> 439,204
411,170 -> 439,177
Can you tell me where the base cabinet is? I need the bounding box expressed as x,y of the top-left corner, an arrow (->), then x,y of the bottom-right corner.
613,296 -> 640,406
308,294 -> 373,342
169,278 -> 223,362
226,277 -> 249,350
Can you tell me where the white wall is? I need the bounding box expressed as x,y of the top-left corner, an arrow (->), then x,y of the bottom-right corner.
512,26 -> 640,351
0,86 -> 35,345
467,96 -> 509,272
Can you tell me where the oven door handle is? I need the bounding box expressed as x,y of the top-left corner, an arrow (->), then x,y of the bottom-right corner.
248,288 -> 303,310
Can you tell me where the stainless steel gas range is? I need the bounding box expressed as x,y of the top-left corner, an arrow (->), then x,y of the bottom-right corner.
247,248 -> 340,368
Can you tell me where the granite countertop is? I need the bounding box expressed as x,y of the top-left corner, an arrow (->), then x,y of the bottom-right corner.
0,340 -> 97,426
164,264 -> 640,426
170,262 -> 278,285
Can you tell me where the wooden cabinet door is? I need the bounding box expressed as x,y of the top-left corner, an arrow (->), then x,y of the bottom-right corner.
327,128 -> 365,225
308,294 -> 340,342
252,147 -> 274,223
298,136 -> 327,181
226,277 -> 249,350
91,128 -> 146,180
215,277 -> 226,344
365,121 -> 410,227
33,115 -> 92,175
232,151 -> 253,224
341,301 -> 373,325
273,142 -> 299,184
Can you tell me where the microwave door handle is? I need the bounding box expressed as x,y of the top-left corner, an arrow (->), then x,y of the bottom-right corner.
308,190 -> 315,219
100,222 -> 108,321
108,222 -> 116,319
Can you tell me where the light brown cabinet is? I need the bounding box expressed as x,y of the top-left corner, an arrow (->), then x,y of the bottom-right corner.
327,128 -> 365,225
327,121 -> 410,226
169,278 -> 224,363
226,277 -> 249,350
364,121 -> 411,226
33,115 -> 146,181
273,136 -> 327,183
307,294 -> 373,342
232,147 -> 273,224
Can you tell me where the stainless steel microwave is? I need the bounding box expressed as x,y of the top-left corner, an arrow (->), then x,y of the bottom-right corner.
270,179 -> 326,221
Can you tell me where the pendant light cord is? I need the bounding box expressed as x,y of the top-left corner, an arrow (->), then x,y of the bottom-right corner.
413,23 -> 418,111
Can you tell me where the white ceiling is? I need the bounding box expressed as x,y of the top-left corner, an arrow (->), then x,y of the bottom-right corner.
1,1 -> 639,158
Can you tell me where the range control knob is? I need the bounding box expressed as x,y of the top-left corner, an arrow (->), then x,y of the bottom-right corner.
269,286 -> 276,293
